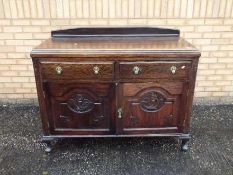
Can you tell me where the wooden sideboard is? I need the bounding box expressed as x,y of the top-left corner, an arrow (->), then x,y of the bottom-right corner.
31,27 -> 201,152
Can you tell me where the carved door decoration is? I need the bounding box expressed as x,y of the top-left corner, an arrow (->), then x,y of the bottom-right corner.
140,91 -> 166,112
46,83 -> 115,134
67,94 -> 95,114
118,83 -> 185,134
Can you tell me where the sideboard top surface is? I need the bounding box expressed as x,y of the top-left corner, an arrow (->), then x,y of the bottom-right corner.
31,27 -> 200,58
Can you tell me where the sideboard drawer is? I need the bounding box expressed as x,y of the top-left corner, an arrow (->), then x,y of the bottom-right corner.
119,61 -> 191,79
40,61 -> 114,80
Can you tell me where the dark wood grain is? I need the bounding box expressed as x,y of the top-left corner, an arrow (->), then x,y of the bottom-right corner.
31,27 -> 200,151
116,82 -> 186,135
40,61 -> 114,80
45,83 -> 115,135
119,61 -> 190,79
31,37 -> 200,58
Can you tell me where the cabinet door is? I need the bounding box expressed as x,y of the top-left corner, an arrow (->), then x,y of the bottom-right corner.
117,82 -> 187,135
44,83 -> 115,135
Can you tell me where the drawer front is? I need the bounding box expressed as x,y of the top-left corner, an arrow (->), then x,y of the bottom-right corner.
40,61 -> 114,80
119,61 -> 191,79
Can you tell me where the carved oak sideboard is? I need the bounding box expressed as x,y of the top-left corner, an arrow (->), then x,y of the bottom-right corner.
31,27 -> 200,152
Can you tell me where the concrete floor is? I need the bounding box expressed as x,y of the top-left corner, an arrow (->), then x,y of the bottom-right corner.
0,104 -> 233,175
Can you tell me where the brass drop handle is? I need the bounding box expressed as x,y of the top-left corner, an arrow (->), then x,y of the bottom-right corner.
117,108 -> 123,119
133,66 -> 140,75
55,66 -> 63,75
170,66 -> 177,74
93,66 -> 100,74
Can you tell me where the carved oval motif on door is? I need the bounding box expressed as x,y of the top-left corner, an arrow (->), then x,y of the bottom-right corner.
140,91 -> 166,112
67,94 -> 94,114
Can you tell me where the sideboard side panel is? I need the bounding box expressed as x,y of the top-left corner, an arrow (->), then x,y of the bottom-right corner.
32,59 -> 51,135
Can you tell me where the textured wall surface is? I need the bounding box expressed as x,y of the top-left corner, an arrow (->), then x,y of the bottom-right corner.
0,0 -> 233,102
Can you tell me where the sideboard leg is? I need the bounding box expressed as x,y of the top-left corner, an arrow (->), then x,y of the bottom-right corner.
42,137 -> 54,153
44,141 -> 52,153
181,139 -> 189,151
179,134 -> 191,152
